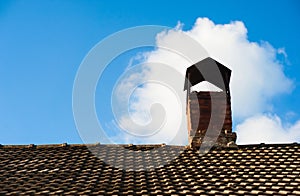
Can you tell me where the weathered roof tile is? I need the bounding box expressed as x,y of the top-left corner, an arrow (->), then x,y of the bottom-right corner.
0,143 -> 299,194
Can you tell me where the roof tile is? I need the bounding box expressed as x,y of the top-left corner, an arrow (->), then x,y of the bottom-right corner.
0,143 -> 299,194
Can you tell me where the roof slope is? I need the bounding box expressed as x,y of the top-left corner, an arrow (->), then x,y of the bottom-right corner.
0,143 -> 299,195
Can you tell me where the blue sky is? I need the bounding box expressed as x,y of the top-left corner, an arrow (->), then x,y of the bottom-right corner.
0,0 -> 300,144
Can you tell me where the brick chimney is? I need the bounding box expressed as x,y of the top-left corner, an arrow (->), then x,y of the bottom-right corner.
184,57 -> 237,149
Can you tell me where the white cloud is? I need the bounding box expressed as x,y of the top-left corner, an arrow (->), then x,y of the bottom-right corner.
112,17 -> 297,145
236,114 -> 300,144
184,18 -> 293,119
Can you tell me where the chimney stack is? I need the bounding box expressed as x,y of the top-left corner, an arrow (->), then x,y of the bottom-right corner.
184,57 -> 237,149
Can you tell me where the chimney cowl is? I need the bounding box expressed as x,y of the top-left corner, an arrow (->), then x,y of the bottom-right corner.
184,57 -> 237,150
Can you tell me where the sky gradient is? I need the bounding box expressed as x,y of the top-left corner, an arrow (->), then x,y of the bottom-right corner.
0,0 -> 299,144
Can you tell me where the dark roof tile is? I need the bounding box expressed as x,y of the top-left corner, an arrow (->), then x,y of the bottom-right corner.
0,143 -> 299,194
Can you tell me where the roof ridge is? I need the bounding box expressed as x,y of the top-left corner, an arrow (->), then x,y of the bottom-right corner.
237,142 -> 299,148
0,143 -> 94,149
0,142 -> 299,149
0,143 -> 172,149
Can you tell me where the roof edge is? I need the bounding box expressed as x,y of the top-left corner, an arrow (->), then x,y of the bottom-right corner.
0,143 -> 177,149
0,142 -> 299,149
237,142 -> 299,148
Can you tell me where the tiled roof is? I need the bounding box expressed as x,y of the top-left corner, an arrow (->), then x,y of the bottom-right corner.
0,143 -> 299,195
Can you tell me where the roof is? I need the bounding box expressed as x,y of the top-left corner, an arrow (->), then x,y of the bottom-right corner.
184,57 -> 232,94
0,143 -> 300,195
